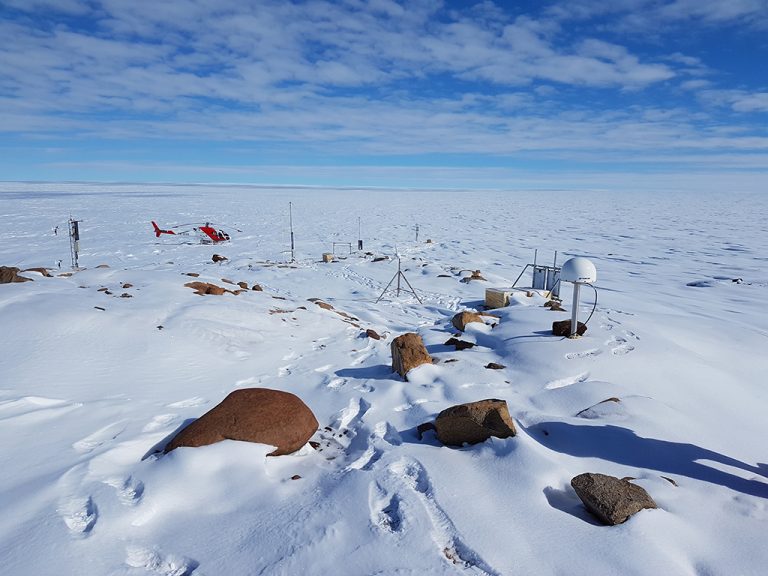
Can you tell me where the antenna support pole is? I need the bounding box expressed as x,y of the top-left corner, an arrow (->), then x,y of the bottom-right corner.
68,216 -> 81,270
570,282 -> 581,337
289,202 -> 295,262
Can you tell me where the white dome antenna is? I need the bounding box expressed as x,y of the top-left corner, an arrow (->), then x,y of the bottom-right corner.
560,257 -> 597,284
560,257 -> 597,337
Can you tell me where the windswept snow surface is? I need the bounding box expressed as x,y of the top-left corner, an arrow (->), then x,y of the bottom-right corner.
1,183 -> 767,576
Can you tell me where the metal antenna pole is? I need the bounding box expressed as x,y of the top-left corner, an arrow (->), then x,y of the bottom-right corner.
68,215 -> 81,270
396,257 -> 402,295
289,202 -> 295,262
570,282 -> 581,337
414,224 -> 419,242
358,217 -> 363,251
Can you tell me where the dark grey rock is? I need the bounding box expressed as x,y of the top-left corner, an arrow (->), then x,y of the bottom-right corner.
571,472 -> 657,525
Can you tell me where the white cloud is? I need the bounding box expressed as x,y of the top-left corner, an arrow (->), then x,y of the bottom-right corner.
0,0 -> 764,184
547,0 -> 768,28
699,90 -> 768,112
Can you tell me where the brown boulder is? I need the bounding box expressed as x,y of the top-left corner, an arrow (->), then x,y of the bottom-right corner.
444,337 -> 475,351
309,298 -> 334,311
212,254 -> 228,263
433,399 -> 517,446
552,320 -> 587,337
544,300 -> 565,311
391,333 -> 432,380
237,281 -> 249,290
485,362 -> 506,370
184,281 -> 229,295
164,388 -> 318,456
0,266 -> 32,284
571,473 -> 658,525
252,284 -> 263,291
451,311 -> 484,331
24,267 -> 52,277
365,329 -> 382,340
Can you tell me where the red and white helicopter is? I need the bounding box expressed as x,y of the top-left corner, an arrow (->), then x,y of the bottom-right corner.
151,221 -> 239,244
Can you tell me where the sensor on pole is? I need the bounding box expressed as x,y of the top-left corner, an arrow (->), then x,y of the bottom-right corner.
560,257 -> 597,337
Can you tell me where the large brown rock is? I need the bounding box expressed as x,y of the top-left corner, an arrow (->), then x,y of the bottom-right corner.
0,266 -> 32,284
164,388 -> 318,456
451,311 -> 484,332
571,472 -> 658,525
552,319 -> 587,337
184,281 -> 230,295
24,267 -> 52,277
391,333 -> 432,380
433,399 -> 517,446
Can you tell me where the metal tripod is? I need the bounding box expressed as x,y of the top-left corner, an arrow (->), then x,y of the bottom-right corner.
376,256 -> 422,304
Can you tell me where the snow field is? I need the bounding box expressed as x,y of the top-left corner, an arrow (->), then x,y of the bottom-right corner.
1,184 -> 767,575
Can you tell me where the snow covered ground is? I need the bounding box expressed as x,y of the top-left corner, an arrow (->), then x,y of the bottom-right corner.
1,182 -> 767,576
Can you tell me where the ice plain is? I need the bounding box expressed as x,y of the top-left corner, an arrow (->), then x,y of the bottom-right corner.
1,182 -> 767,576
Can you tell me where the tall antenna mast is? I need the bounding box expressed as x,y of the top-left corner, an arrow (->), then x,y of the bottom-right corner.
289,202 -> 295,263
68,215 -> 81,270
414,224 -> 419,242
358,216 -> 363,251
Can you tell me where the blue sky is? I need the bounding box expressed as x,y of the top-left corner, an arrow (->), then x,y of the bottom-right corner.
1,0 -> 766,191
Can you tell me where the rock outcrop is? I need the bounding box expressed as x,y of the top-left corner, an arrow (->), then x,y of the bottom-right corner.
485,362 -> 506,370
451,311 -> 484,332
184,281 -> 230,295
544,300 -> 565,311
164,388 -> 318,456
552,319 -> 587,337
570,473 -> 658,525
0,266 -> 32,284
24,267 -> 52,277
444,337 -> 475,351
431,399 -> 517,446
391,333 -> 432,380
212,254 -> 228,263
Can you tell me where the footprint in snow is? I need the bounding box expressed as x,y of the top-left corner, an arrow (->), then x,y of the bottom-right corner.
565,349 -> 603,360
58,495 -> 97,536
351,352 -> 373,366
103,475 -> 145,506
166,397 -> 207,409
323,375 -> 348,391
612,343 -> 635,355
142,414 -> 178,433
73,421 -> 127,454
125,545 -> 199,576
545,372 -> 590,390
380,458 -> 501,576
369,481 -> 403,533
393,399 -> 431,412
